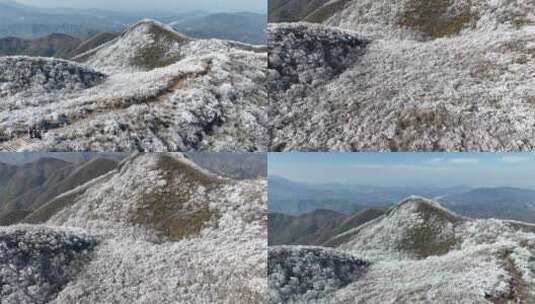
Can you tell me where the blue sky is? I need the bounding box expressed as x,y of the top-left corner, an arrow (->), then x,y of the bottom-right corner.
16,0 -> 266,13
269,153 -> 535,189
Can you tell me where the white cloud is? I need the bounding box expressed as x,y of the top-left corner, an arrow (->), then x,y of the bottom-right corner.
500,155 -> 533,163
350,164 -> 452,172
448,158 -> 480,164
424,157 -> 444,164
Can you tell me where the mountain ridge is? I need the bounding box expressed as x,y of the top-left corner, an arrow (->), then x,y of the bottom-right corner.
0,18 -> 267,152
269,196 -> 535,303
2,153 -> 268,302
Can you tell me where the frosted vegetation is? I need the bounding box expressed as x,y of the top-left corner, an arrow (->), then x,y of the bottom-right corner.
268,197 -> 535,303
0,153 -> 267,303
0,19 -> 267,152
269,0 -> 535,151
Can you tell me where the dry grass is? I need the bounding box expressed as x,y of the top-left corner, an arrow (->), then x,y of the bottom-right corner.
398,0 -> 473,38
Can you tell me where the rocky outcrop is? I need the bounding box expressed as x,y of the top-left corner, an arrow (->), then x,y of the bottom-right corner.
0,226 -> 96,304
268,246 -> 368,303
0,56 -> 105,97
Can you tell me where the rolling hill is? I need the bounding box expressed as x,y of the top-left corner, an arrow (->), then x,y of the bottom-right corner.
0,153 -> 267,303
268,0 -> 535,151
269,196 -> 535,303
0,19 -> 267,152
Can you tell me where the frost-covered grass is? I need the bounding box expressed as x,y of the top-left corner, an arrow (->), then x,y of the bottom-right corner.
268,246 -> 368,304
0,56 -> 105,98
1,153 -> 268,303
268,0 -> 535,151
45,153 -> 268,303
0,20 -> 267,152
0,225 -> 97,304
268,22 -> 535,151
324,0 -> 535,41
269,197 -> 535,303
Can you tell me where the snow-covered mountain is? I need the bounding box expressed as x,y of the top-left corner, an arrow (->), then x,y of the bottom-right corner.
269,196 -> 535,303
0,153 -> 267,303
0,19 -> 267,152
268,0 -> 535,151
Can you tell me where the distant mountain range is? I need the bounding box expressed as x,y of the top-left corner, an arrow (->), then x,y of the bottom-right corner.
269,176 -> 535,223
0,32 -> 120,58
172,12 -> 267,44
0,0 -> 266,45
438,187 -> 535,223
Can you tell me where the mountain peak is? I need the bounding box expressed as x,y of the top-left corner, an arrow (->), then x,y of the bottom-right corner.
75,18 -> 191,73
331,197 -> 464,259
129,18 -> 186,36
393,195 -> 463,222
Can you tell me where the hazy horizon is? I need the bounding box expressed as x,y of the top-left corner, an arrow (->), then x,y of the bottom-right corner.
269,153 -> 535,189
14,0 -> 266,13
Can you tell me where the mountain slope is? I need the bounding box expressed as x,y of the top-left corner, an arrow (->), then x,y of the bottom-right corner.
268,246 -> 369,303
0,157 -> 118,226
75,19 -> 191,73
268,0 -> 330,23
269,197 -> 535,303
268,209 -> 347,246
2,153 -> 267,303
268,1 -> 535,151
268,208 -> 385,246
328,196 -> 466,259
67,32 -> 118,58
186,152 -> 267,179
0,19 -> 267,152
0,158 -> 72,205
0,158 -> 118,225
0,33 -> 81,58
316,0 -> 535,40
0,161 -> 17,183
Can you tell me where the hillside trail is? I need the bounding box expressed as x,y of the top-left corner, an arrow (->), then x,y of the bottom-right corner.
0,60 -> 214,152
